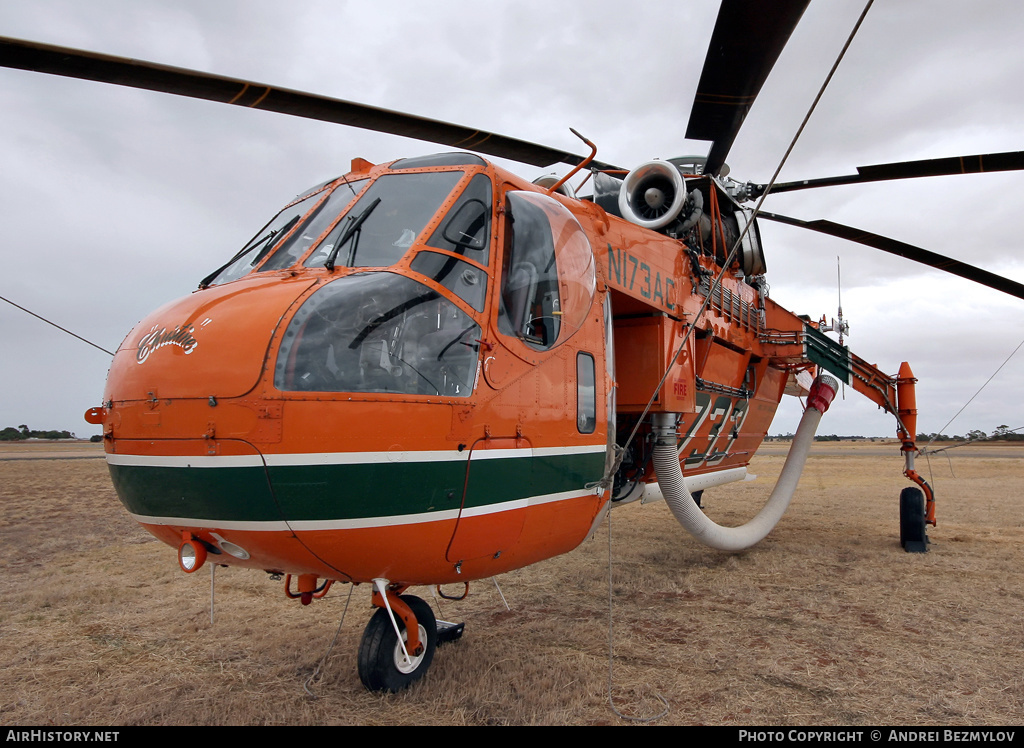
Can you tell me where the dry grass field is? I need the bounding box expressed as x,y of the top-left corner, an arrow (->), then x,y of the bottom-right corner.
1,440 -> 1021,726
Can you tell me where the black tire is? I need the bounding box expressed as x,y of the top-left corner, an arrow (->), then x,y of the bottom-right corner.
357,594 -> 437,692
899,487 -> 927,552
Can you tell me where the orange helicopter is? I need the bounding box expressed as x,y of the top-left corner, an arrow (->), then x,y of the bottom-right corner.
3,0 -> 1024,693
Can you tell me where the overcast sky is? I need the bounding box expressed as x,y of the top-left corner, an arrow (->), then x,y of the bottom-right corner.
1,0 -> 1022,442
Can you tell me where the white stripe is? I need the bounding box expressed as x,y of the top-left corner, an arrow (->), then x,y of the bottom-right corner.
289,508 -> 462,531
130,512 -> 290,531
107,443 -> 607,469
108,453 -> 263,468
533,444 -> 606,458
459,488 -> 592,517
266,450 -> 465,467
467,447 -> 532,461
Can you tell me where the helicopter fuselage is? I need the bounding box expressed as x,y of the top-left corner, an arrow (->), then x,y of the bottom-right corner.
91,153 -> 812,587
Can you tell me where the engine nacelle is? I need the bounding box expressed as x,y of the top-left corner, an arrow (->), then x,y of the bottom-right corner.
618,160 -> 688,230
616,159 -> 766,278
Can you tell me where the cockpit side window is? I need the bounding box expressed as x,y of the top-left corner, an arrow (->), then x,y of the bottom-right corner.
497,191 -> 595,351
425,173 -> 493,264
577,352 -> 597,434
410,251 -> 488,312
498,191 -> 561,349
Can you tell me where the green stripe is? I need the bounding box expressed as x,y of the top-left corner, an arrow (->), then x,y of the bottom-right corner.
269,459 -> 466,519
109,463 -> 282,522
109,451 -> 605,524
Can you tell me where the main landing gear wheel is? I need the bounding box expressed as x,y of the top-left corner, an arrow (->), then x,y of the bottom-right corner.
899,486 -> 929,553
358,594 -> 437,692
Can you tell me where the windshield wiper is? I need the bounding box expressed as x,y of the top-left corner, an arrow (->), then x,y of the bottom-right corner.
198,230 -> 277,289
198,214 -> 301,289
324,197 -> 381,271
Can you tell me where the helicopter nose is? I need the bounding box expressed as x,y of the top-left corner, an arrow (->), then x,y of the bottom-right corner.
105,274 -> 316,403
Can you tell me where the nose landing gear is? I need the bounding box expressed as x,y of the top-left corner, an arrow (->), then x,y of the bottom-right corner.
358,584 -> 438,692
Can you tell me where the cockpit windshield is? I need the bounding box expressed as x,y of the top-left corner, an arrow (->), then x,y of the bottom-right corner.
202,189 -> 327,287
257,178 -> 367,273
275,273 -> 480,397
203,169 -> 467,287
305,171 -> 464,269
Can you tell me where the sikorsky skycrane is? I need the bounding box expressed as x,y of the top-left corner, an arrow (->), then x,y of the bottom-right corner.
3,0 -> 1024,692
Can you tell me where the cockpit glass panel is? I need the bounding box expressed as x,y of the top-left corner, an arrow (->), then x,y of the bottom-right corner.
390,153 -> 486,169
275,273 -> 480,397
204,190 -> 323,287
410,251 -> 488,312
304,171 -> 464,270
498,191 -> 561,348
258,179 -> 368,272
425,173 -> 492,264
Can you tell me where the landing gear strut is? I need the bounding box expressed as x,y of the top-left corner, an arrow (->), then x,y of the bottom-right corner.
896,363 -> 933,553
356,580 -> 465,692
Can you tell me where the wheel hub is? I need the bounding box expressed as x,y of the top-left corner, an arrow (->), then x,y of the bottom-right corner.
394,624 -> 428,673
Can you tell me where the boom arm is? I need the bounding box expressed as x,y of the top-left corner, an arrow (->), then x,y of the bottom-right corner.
760,298 -> 935,525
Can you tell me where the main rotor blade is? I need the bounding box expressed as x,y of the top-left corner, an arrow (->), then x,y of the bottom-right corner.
0,36 -> 618,171
759,211 -> 1024,301
751,151 -> 1024,197
686,0 -> 811,177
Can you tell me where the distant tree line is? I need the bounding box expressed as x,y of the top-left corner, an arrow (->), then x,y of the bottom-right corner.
915,425 -> 1023,442
0,424 -> 75,441
767,434 -> 888,442
768,425 -> 1023,442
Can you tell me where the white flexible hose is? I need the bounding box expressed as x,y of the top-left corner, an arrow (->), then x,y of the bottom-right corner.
652,376 -> 836,551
